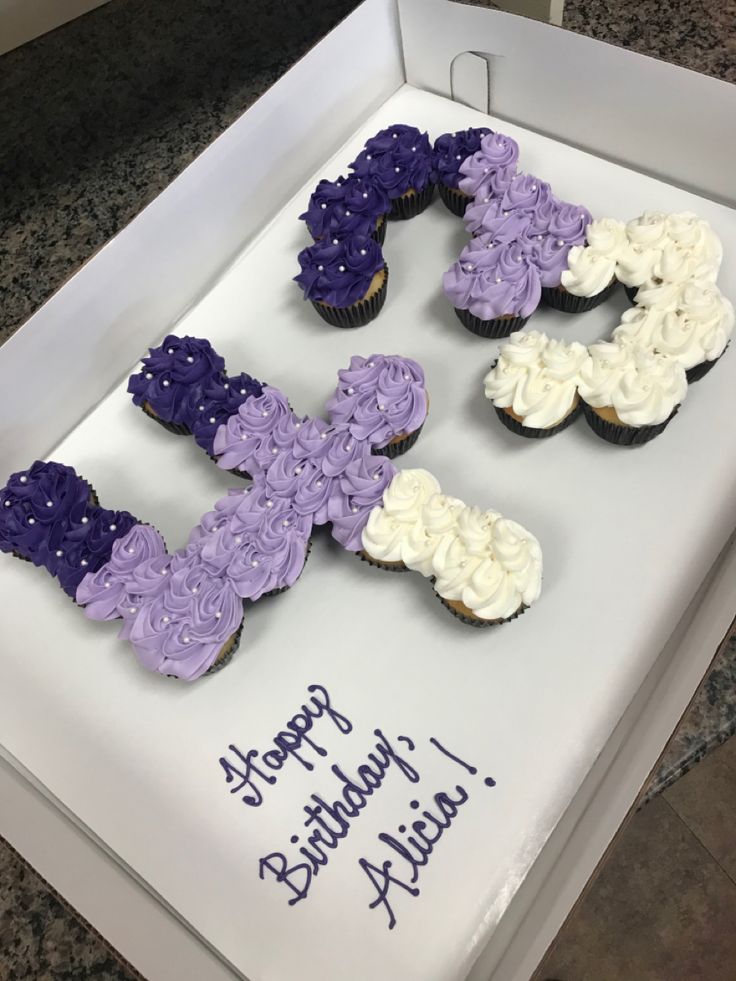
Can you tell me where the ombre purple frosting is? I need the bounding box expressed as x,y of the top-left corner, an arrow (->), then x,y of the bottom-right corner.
443,240 -> 542,320
0,461 -> 139,597
299,175 -> 390,241
432,128 -> 492,189
325,354 -> 427,448
294,235 -> 385,307
458,132 -> 520,197
349,124 -> 433,199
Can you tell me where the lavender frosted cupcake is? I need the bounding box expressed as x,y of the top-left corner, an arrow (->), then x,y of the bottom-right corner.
350,124 -> 434,220
456,132 -> 519,213
128,335 -> 226,435
443,239 -> 541,338
432,127 -> 492,217
299,175 -> 391,246
294,235 -> 388,328
325,354 -> 429,458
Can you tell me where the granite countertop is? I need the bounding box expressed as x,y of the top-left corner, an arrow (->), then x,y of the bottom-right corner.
1,0 -> 734,796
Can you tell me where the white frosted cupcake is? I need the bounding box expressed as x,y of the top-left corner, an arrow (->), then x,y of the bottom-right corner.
432,510 -> 542,626
613,279 -> 734,383
558,219 -> 624,313
578,338 -> 688,445
360,469 -> 443,570
483,330 -> 589,438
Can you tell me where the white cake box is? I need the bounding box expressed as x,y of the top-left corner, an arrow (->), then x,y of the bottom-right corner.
1,2 -> 736,980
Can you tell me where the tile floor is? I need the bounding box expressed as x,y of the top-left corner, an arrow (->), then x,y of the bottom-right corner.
537,736 -> 736,980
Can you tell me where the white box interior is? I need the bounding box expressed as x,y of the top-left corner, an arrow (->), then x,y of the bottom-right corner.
2,84 -> 736,981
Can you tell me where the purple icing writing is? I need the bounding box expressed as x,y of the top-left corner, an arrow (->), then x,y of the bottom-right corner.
258,728 -> 419,905
219,683 -> 352,807
357,737 -> 496,930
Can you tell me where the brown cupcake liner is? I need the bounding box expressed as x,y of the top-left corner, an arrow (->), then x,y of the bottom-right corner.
141,401 -> 191,436
582,401 -> 679,446
437,183 -> 471,218
208,453 -> 251,480
389,183 -> 435,220
542,276 -> 619,313
455,306 -> 529,339
372,422 -> 424,459
372,216 -> 388,245
686,350 -> 725,383
358,549 -> 409,572
624,285 -> 639,304
312,264 -> 389,328
494,402 -> 582,439
435,591 -> 528,627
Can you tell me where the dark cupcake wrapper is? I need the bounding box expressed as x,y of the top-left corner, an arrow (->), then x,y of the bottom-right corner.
262,538 -> 312,597
358,549 -> 410,573
141,402 -> 191,436
372,216 -> 388,245
494,402 -> 582,439
389,183 -> 435,221
624,285 -> 639,304
312,265 -> 389,328
434,591 -> 528,627
582,401 -> 679,446
542,276 -> 619,313
372,422 -> 424,459
204,618 -> 244,676
455,306 -> 529,339
437,183 -> 471,218
208,453 -> 251,480
686,350 -> 725,383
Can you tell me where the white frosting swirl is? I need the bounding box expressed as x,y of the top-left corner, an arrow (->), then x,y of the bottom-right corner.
561,246 -> 617,297
483,330 -> 589,429
578,339 -> 687,426
361,469 -> 543,622
585,217 -> 628,258
614,280 -> 734,370
618,211 -> 722,288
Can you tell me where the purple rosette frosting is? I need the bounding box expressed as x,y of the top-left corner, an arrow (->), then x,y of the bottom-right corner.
458,133 -> 519,197
187,370 -> 264,455
349,124 -> 433,199
330,455 -> 396,551
77,524 -> 167,619
325,354 -> 427,448
464,199 -> 532,240
497,174 -> 552,215
547,201 -> 592,245
1,461 -> 139,597
128,335 -> 226,424
213,386 -> 296,476
432,128 -> 492,189
300,175 -> 390,241
294,236 -> 384,308
443,240 -> 542,320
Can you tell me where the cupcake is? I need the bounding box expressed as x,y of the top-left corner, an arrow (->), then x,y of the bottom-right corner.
456,132 -> 519,213
350,124 -> 434,220
432,127 -> 493,217
547,218 -> 626,313
535,200 -> 594,308
186,370 -> 264,463
361,468 -> 444,570
463,198 -> 532,241
0,460 -> 138,599
613,279 -> 734,383
299,175 -> 391,245
432,508 -> 542,627
483,330 -> 588,437
294,235 -> 388,328
443,239 -> 541,337
128,335 -> 226,434
578,338 -> 688,445
325,354 -> 429,458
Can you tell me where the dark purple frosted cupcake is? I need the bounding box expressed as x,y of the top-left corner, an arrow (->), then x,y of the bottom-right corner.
299,175 -> 391,246
350,124 -> 434,220
0,461 -> 138,599
294,235 -> 388,328
128,335 -> 226,435
432,127 -> 493,217
325,354 -> 429,458
443,238 -> 541,337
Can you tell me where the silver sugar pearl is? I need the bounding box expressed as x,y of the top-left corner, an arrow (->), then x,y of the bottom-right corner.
162,379 -> 170,387
320,202 -> 327,209
209,417 -> 216,424
55,549 -> 63,557
186,355 -> 194,363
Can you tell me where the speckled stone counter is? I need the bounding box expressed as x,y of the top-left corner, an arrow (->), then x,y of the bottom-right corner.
1,0 -> 735,977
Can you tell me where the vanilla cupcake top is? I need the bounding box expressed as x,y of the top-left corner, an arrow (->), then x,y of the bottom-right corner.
617,211 -> 722,288
483,330 -> 589,429
613,280 -> 734,370
561,244 -> 618,298
578,339 -> 688,426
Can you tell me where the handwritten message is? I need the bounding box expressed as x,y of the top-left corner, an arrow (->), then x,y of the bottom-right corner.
218,683 -> 496,930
